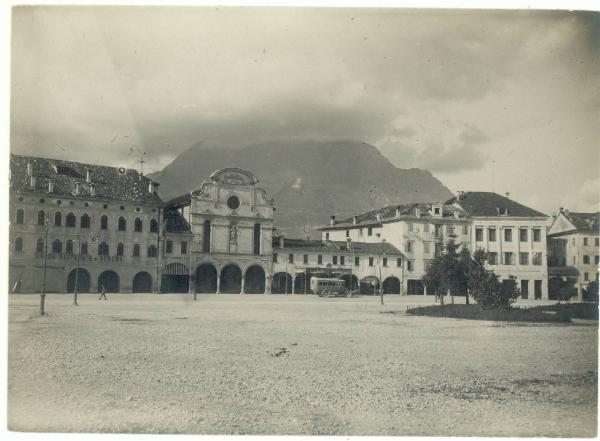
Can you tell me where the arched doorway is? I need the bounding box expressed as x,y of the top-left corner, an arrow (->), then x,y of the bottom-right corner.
98,270 -> 120,293
360,276 -> 379,295
132,272 -> 153,293
272,272 -> 292,294
67,268 -> 91,293
220,264 -> 242,294
244,265 -> 265,294
294,273 -> 310,294
196,263 -> 217,293
340,274 -> 359,292
382,276 -> 401,294
161,263 -> 189,293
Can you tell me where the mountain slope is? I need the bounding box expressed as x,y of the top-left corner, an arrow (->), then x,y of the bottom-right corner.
149,140 -> 454,238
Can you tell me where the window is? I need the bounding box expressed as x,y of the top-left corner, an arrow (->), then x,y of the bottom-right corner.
424,242 -> 430,254
434,207 -> 440,215
16,209 -> 24,224
405,241 -> 412,253
80,214 -> 90,228
325,232 -> 330,240
462,224 -> 468,235
424,224 -> 430,233
583,237 -> 588,246
117,243 -> 124,257
253,223 -> 261,255
133,244 -> 140,257
532,253 -> 542,265
52,239 -> 62,254
595,238 -> 599,247
533,228 -> 541,242
383,257 -> 388,267
504,252 -> 513,265
166,240 -> 173,254
408,223 -> 413,232
148,245 -> 157,257
521,280 -> 529,299
583,255 -> 590,264
65,240 -> 74,254
227,195 -> 240,210
475,228 -> 483,242
181,242 -> 187,254
333,256 -> 338,265
150,219 -> 158,233
534,280 -> 542,300
355,256 -> 360,266
340,256 -> 345,265
36,238 -> 44,254
101,215 -> 108,230
369,257 -> 374,266
80,242 -> 88,255
273,253 -> 278,263
407,260 -> 414,271
368,227 -> 373,236
488,252 -> 498,265
54,212 -> 62,226
318,255 -> 323,264
346,230 -> 350,237
519,228 -> 528,242
397,258 -> 402,267
118,216 -> 127,231
584,272 -> 589,281
519,252 -> 529,265
98,242 -> 109,256
203,220 -> 211,252
504,228 -> 512,242
134,218 -> 143,232
303,254 -> 308,264
288,254 -> 294,263
595,255 -> 599,265
37,210 -> 45,225
14,237 -> 23,253
488,228 -> 496,242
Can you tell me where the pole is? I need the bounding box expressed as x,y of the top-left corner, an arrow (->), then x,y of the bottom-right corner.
73,237 -> 80,306
379,239 -> 385,305
285,258 -> 288,295
187,203 -> 196,301
40,217 -> 49,316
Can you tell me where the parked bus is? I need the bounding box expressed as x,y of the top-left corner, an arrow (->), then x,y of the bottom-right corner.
310,277 -> 347,297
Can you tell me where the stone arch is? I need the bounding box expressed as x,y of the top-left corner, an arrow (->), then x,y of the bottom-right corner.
340,274 -> 359,292
162,263 -> 190,293
132,271 -> 153,293
272,272 -> 293,294
294,273 -> 312,294
67,268 -> 91,293
220,264 -> 242,294
360,276 -> 380,295
196,263 -> 217,293
98,270 -> 119,293
244,265 -> 265,294
382,276 -> 401,294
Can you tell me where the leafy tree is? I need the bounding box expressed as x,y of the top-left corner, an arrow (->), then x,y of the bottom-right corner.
423,238 -> 470,305
548,277 -> 578,302
468,249 -> 520,310
583,281 -> 599,303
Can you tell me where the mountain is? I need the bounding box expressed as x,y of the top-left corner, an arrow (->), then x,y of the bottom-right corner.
149,140 -> 454,238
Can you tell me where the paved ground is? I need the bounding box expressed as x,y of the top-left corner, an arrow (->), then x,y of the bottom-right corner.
7,293 -> 598,436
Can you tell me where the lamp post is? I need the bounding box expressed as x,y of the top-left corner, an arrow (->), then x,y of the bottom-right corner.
73,237 -> 81,306
40,216 -> 49,316
379,238 -> 386,305
347,237 -> 353,298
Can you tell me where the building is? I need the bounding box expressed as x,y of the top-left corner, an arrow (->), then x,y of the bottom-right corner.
9,154 -> 164,294
447,191 -> 550,300
317,202 -> 470,294
547,209 -> 600,297
271,237 -> 404,294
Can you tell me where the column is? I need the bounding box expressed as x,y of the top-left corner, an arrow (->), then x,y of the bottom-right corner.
240,273 -> 245,294
424,285 -> 427,296
292,276 -> 296,294
265,274 -> 271,294
216,270 -> 221,294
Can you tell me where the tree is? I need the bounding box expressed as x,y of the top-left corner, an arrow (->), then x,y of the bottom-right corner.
422,238 -> 470,305
468,249 -> 520,310
583,281 -> 598,303
548,277 -> 578,302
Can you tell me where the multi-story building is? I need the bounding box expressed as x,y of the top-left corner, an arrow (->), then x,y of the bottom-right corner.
318,202 -> 470,294
9,154 -> 164,294
271,237 -> 404,294
447,191 -> 550,300
547,209 -> 600,295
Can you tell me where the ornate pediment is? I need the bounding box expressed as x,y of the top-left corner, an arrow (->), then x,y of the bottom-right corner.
210,168 -> 258,187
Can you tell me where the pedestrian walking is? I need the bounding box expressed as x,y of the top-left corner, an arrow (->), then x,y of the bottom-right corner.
98,284 -> 107,300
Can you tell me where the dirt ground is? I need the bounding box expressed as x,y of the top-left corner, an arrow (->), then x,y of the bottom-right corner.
7,293 -> 598,436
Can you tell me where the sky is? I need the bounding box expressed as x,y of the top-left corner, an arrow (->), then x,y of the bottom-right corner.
9,6 -> 600,214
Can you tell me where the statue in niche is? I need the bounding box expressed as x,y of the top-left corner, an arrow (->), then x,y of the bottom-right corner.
229,223 -> 238,246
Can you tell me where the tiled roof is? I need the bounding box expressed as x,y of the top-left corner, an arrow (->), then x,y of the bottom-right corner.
446,191 -> 547,218
319,202 -> 468,230
564,212 -> 600,233
164,209 -> 191,233
10,154 -> 164,205
272,237 -> 403,256
165,192 -> 192,208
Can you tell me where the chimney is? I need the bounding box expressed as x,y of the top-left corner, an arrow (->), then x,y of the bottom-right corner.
153,182 -> 159,196
47,180 -> 54,193
457,190 -> 464,201
148,181 -> 154,194
89,183 -> 95,196
415,207 -> 421,218
29,175 -> 36,188
505,192 -> 510,199
27,161 -> 33,176
559,207 -> 564,213
86,168 -> 92,183
279,236 -> 285,248
330,215 -> 336,226
75,182 -> 81,195
396,207 -> 401,218
376,213 -> 381,222
352,216 -> 357,225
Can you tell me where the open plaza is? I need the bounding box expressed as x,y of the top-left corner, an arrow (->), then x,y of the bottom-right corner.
8,293 -> 598,436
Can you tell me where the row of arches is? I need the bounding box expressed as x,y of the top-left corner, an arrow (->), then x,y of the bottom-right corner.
161,263 -> 267,294
66,269 -> 153,293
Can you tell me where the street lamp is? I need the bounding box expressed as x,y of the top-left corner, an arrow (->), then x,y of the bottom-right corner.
378,238 -> 386,305
40,216 -> 49,316
347,237 -> 354,298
